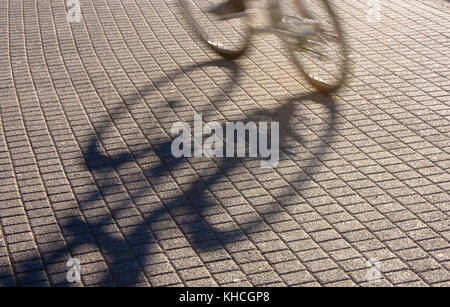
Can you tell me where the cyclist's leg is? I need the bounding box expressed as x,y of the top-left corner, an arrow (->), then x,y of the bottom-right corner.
229,0 -> 246,11
295,0 -> 314,19
209,0 -> 246,19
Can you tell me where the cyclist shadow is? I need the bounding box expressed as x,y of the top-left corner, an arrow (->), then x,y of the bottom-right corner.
77,90 -> 337,286
8,57 -> 338,286
78,90 -> 336,286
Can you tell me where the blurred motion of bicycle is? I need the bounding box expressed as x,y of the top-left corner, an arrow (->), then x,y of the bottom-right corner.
180,0 -> 349,94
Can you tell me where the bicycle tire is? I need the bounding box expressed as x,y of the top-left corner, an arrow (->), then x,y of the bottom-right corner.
286,0 -> 349,93
180,0 -> 251,60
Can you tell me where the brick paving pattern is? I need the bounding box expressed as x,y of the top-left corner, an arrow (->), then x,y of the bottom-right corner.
0,0 -> 449,286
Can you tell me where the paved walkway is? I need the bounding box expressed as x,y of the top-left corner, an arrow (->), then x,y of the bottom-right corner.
0,0 -> 449,287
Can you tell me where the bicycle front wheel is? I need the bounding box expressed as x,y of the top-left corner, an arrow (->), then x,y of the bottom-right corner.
282,0 -> 349,93
181,0 -> 251,60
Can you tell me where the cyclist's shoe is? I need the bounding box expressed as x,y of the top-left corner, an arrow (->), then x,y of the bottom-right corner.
209,1 -> 246,20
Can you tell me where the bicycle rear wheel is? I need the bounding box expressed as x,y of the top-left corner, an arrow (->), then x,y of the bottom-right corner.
282,0 -> 348,93
181,0 -> 251,60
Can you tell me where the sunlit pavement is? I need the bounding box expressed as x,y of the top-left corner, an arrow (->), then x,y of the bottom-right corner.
0,0 -> 448,286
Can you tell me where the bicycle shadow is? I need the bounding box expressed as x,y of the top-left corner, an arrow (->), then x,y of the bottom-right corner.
86,91 -> 336,286
78,92 -> 336,286
8,58 -> 338,286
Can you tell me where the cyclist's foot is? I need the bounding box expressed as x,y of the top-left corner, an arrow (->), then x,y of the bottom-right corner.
209,1 -> 246,20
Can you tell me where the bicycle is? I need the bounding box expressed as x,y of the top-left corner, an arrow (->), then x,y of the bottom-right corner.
180,0 -> 349,93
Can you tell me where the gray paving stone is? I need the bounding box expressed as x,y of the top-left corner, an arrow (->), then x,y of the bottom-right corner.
0,0 -> 448,287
